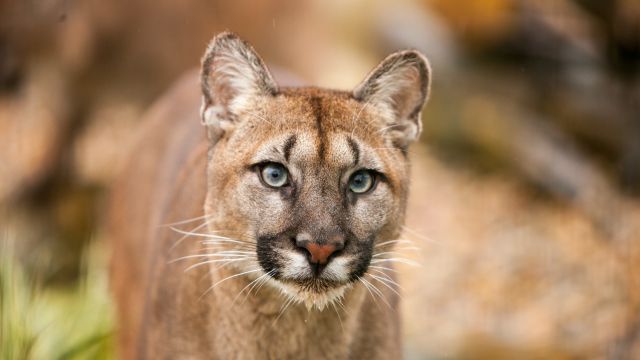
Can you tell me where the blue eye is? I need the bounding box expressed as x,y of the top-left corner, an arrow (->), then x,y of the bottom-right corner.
349,170 -> 374,194
260,163 -> 289,188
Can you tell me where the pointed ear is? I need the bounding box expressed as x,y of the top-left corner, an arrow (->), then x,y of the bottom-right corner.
353,50 -> 431,148
200,32 -> 278,140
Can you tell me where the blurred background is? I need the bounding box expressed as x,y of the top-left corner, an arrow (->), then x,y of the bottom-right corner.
1,0 -> 639,358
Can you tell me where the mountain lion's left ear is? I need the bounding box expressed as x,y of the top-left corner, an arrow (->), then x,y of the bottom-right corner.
353,50 -> 431,148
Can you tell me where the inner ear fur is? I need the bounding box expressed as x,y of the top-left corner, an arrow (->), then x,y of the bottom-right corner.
200,32 -> 278,140
353,50 -> 431,148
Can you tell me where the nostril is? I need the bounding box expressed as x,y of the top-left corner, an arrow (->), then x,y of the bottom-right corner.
294,241 -> 313,261
294,238 -> 311,256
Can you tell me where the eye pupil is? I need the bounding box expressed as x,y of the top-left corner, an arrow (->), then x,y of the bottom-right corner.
260,163 -> 289,188
349,170 -> 374,194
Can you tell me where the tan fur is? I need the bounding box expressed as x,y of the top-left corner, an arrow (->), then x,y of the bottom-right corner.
109,32 -> 430,359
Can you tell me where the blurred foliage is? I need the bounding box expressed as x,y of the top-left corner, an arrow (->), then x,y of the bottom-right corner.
0,238 -> 114,360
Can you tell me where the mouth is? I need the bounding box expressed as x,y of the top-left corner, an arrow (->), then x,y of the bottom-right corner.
255,234 -> 374,309
272,246 -> 368,279
257,250 -> 370,310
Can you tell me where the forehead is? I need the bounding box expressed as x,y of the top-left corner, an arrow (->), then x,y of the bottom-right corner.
234,89 -> 389,165
249,131 -> 386,175
237,88 -> 387,145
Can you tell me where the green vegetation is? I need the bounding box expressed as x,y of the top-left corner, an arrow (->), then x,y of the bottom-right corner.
0,239 -> 114,360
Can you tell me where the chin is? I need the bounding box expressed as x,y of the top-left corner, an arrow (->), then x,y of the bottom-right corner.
271,278 -> 352,311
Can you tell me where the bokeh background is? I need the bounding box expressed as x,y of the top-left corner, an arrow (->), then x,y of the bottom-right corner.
1,0 -> 639,358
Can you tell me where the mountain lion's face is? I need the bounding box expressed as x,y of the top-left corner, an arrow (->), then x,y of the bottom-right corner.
200,33 -> 430,308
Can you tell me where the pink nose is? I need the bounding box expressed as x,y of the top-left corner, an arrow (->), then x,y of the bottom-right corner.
300,243 -> 338,264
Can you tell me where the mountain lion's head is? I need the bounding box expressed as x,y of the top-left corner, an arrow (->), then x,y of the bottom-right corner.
199,32 -> 430,309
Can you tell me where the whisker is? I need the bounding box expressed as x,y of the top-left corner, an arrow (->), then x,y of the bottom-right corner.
359,278 -> 381,311
169,221 -> 213,251
199,236 -> 255,243
172,229 -> 256,254
368,265 -> 398,273
242,269 -> 275,304
364,278 -> 390,306
199,250 -> 255,258
177,231 -> 243,241
199,229 -> 252,237
185,258 -> 252,273
335,297 -> 346,312
252,270 -> 274,299
232,270 -> 272,305
374,246 -> 422,254
360,278 -> 391,309
273,295 -> 296,326
160,214 -> 211,227
401,225 -> 441,244
199,244 -> 254,250
372,251 -> 407,258
198,245 -> 256,253
199,268 -> 262,300
331,301 -> 344,333
201,237 -> 255,245
370,258 -> 421,267
204,250 -> 255,255
368,274 -> 402,297
368,268 -> 396,281
374,244 -> 422,255
171,227 -> 249,241
206,241 -> 253,246
375,239 -> 415,248
368,272 -> 402,291
199,244 -> 256,253
169,253 -> 252,264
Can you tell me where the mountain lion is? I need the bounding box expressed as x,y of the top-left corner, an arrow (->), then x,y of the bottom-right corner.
109,32 -> 430,359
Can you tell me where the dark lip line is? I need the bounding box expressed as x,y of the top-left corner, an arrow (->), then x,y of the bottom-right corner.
267,254 -> 349,286
256,233 -> 375,289
276,277 -> 350,292
267,262 -> 370,289
263,248 -> 351,287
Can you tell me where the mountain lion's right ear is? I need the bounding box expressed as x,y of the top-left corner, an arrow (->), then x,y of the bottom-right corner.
200,32 -> 278,140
